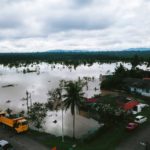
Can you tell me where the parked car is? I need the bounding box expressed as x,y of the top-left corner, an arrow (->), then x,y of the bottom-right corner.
134,115 -> 147,124
0,140 -> 13,150
126,122 -> 138,131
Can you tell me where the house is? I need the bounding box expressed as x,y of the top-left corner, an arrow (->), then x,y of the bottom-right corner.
122,100 -> 139,111
116,96 -> 147,114
123,78 -> 150,97
132,103 -> 149,114
119,99 -> 148,114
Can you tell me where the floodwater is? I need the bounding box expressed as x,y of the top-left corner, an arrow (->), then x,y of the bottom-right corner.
0,62 -> 148,138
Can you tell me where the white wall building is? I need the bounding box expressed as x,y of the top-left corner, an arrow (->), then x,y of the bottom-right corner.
124,78 -> 150,97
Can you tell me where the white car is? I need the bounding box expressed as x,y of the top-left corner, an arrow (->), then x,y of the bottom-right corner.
134,115 -> 147,124
0,140 -> 13,150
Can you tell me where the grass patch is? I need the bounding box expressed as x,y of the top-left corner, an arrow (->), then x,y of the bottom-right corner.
28,130 -> 75,150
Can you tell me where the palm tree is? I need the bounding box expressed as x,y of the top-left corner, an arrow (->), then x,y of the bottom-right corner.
63,80 -> 84,139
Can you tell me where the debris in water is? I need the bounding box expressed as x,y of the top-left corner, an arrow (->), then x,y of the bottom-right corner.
2,84 -> 15,88
6,100 -> 11,103
53,120 -> 57,124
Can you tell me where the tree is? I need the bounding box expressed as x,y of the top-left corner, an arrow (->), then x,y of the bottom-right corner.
114,64 -> 127,78
131,54 -> 141,69
47,87 -> 62,111
147,58 -> 150,68
92,100 -> 128,126
63,80 -> 84,139
28,102 -> 47,130
47,80 -> 64,142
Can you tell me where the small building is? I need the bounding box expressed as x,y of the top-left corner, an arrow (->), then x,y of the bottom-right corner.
132,103 -> 149,114
123,100 -> 139,111
123,78 -> 150,97
119,100 -> 147,114
122,100 -> 139,113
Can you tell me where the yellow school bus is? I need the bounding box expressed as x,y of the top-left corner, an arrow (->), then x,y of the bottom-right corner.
0,112 -> 28,133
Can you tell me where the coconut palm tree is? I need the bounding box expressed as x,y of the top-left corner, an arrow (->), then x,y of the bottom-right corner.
63,80 -> 84,139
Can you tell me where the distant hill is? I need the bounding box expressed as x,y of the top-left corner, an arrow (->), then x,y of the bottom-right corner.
124,48 -> 150,51
46,48 -> 150,53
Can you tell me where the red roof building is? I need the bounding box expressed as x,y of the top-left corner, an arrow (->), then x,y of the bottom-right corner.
86,98 -> 97,103
122,100 -> 139,111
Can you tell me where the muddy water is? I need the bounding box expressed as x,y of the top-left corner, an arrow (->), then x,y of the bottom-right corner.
0,62 -> 148,138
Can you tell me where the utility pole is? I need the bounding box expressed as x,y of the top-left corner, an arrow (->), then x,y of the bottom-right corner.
29,92 -> 32,107
62,104 -> 64,142
26,91 -> 29,114
26,91 -> 32,114
59,80 -> 64,142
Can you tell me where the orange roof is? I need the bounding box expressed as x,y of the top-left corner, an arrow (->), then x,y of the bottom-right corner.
123,100 -> 139,111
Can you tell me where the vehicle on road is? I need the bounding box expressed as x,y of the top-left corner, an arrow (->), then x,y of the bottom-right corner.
134,115 -> 147,124
0,140 -> 13,150
0,112 -> 28,133
126,122 -> 138,131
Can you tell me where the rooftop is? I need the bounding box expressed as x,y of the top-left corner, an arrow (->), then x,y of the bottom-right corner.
122,100 -> 139,111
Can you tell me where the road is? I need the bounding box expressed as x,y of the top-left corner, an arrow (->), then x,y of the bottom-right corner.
116,124 -> 150,150
0,126 -> 49,150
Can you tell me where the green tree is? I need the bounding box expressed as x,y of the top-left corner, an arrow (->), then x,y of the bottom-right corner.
63,80 -> 84,139
47,80 -> 65,142
131,54 -> 141,69
114,64 -> 127,78
28,102 -> 47,130
47,88 -> 62,111
147,58 -> 150,68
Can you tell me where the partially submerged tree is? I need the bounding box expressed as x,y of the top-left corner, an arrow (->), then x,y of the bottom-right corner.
28,102 -> 47,130
47,87 -> 62,111
47,80 -> 65,142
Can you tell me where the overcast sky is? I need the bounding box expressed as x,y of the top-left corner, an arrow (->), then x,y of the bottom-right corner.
0,0 -> 150,52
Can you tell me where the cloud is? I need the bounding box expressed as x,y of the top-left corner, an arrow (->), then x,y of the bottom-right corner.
72,0 -> 92,7
0,0 -> 149,52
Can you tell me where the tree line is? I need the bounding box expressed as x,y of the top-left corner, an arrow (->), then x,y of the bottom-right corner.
0,51 -> 150,67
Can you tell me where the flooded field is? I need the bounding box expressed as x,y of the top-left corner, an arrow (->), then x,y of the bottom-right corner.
0,62 -> 148,138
